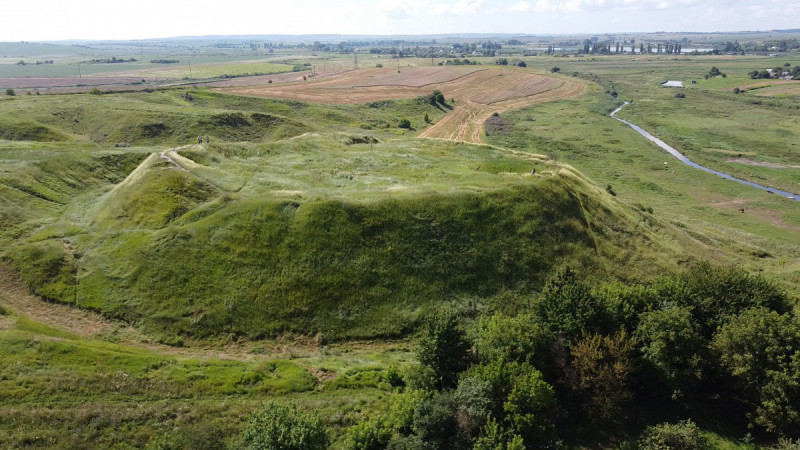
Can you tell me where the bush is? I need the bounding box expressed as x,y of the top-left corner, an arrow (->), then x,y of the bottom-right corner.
475,313 -> 548,365
675,93 -> 686,98
453,376 -> 493,436
427,90 -> 445,106
550,67 -> 560,73
389,389 -> 430,435
5,88 -> 15,96
346,419 -> 392,450
412,392 -> 469,448
88,88 -> 103,95
638,420 -> 709,450
238,402 -> 329,450
398,119 -> 411,129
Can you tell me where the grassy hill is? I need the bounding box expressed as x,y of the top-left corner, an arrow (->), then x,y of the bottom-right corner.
0,88 -> 686,341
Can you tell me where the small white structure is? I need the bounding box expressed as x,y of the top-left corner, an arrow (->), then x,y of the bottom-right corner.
662,80 -> 684,88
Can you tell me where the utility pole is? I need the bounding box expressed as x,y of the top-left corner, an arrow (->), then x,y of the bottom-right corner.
188,59 -> 192,79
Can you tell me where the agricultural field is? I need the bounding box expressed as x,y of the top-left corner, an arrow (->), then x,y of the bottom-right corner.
223,67 -> 584,143
1,34 -> 800,448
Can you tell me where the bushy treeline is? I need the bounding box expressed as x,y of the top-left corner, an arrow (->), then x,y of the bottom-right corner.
342,264 -> 799,448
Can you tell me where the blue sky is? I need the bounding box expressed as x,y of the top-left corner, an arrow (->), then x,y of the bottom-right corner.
4,0 -> 798,41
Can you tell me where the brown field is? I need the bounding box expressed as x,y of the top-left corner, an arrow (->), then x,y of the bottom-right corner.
220,66 -> 585,144
727,80 -> 800,96
0,76 -> 156,92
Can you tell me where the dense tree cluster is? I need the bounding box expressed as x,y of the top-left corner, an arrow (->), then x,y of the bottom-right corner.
342,264 -> 799,448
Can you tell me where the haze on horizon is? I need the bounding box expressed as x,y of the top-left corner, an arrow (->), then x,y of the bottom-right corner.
3,0 -> 799,42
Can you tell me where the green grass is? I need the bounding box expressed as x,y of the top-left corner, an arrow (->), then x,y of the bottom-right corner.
482,70 -> 800,293
0,305 -> 406,448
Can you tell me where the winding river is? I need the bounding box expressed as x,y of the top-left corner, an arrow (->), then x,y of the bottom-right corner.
611,102 -> 799,202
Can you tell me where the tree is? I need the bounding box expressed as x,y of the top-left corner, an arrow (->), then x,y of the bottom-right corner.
427,89 -> 445,106
712,308 -> 800,435
503,367 -> 557,445
569,331 -> 637,419
636,307 -> 704,397
654,263 -> 790,338
534,267 -> 613,343
417,310 -> 470,389
423,112 -> 430,124
5,88 -> 15,96
473,418 -> 525,450
238,402 -> 329,450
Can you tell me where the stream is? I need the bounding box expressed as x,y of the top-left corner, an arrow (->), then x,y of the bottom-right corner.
610,102 -> 799,202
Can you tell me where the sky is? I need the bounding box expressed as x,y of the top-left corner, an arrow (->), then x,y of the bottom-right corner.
3,0 -> 799,41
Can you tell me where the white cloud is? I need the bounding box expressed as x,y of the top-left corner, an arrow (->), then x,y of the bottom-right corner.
0,0 -> 794,40
511,1 -> 532,12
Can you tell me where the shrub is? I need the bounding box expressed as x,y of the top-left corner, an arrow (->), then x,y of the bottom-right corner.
398,118 -> 411,129
345,418 -> 392,450
238,402 -> 328,450
389,389 -> 430,435
733,87 -> 741,94
88,88 -> 103,95
475,313 -> 548,365
453,376 -> 493,435
638,420 -> 709,450
5,88 -> 15,96
550,66 -> 560,73
675,93 -> 686,98
413,392 -> 469,448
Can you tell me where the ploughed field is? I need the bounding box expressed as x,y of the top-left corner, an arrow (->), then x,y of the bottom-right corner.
221,66 -> 585,144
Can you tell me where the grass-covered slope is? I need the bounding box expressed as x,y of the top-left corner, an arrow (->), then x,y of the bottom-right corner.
2,110 -> 678,341
12,166 -> 675,340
